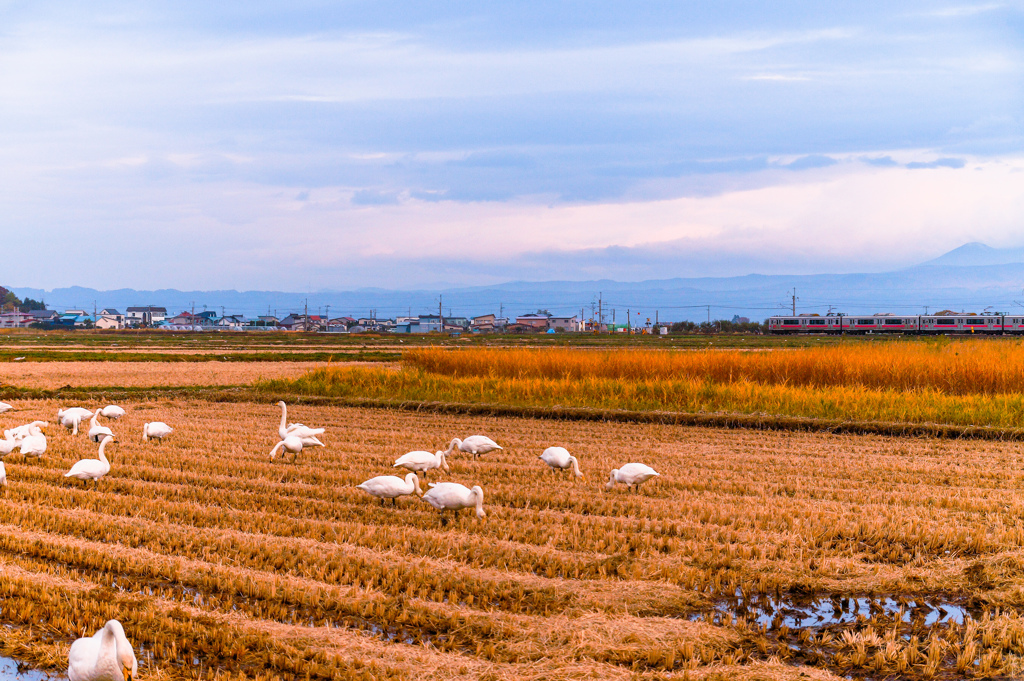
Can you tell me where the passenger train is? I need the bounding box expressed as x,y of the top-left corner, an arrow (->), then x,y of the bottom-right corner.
767,314 -> 1024,334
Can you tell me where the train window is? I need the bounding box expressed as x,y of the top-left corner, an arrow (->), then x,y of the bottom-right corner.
884,319 -> 903,325
935,319 -> 955,325
784,319 -> 800,325
857,319 -> 874,325
808,319 -> 825,325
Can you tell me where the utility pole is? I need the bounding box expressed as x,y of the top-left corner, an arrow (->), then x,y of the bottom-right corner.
598,293 -> 603,328
627,308 -> 631,334
612,309 -> 616,325
191,301 -> 195,332
325,305 -> 330,325
304,298 -> 309,332
439,295 -> 444,332
499,302 -> 503,319
790,288 -> 798,315
707,305 -> 711,325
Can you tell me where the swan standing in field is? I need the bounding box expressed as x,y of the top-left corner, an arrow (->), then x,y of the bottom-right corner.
276,401 -> 326,447
421,482 -> 485,524
19,426 -> 46,460
65,435 -> 114,487
87,411 -> 114,443
357,472 -> 423,505
98,405 -> 126,420
67,618 -> 137,681
606,463 -> 660,493
142,422 -> 173,442
393,450 -> 450,478
5,420 -> 48,442
538,447 -> 583,478
269,435 -> 304,462
58,407 -> 94,436
446,436 -> 502,459
0,402 -> 13,413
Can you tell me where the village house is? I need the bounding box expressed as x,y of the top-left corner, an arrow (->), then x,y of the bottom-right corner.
126,306 -> 168,327
548,315 -> 582,332
515,313 -> 551,332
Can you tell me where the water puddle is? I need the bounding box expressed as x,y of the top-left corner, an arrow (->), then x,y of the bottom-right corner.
690,590 -> 977,630
0,656 -> 63,680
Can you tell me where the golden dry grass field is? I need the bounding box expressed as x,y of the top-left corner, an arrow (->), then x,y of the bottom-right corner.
1,394 -> 1024,679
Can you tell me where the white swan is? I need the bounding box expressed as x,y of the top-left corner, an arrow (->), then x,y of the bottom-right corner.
606,463 -> 660,493
0,438 -> 16,456
142,422 -> 173,442
421,482 -> 485,524
19,427 -> 46,460
88,410 -> 114,443
393,450 -> 450,477
276,401 -> 326,446
58,408 -> 93,436
0,461 -> 6,489
98,405 -> 126,420
538,447 -> 583,478
0,401 -> 13,413
65,435 -> 113,487
269,435 -> 304,462
446,436 -> 502,459
5,421 -> 48,442
67,618 -> 137,681
357,473 -> 423,505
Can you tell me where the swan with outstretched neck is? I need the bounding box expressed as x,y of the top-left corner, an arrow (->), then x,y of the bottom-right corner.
67,618 -> 137,681
276,401 -> 325,446
65,435 -> 114,487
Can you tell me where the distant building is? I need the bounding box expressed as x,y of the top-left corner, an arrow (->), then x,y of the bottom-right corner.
26,309 -> 59,324
515,313 -> 551,331
126,306 -> 168,326
95,314 -> 124,330
549,316 -> 581,332
0,311 -> 33,328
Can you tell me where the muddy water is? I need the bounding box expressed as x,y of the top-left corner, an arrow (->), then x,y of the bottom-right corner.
690,589 -> 976,630
0,656 -> 62,680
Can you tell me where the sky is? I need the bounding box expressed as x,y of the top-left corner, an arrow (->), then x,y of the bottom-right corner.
1,1 -> 1022,291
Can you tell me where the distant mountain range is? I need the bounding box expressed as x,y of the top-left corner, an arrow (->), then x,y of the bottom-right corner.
12,243 -> 1024,323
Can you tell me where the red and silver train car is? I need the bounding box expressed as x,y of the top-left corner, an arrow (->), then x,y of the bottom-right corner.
769,314 -> 1017,334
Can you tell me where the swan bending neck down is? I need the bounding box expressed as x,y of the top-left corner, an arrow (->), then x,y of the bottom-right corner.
606,463 -> 660,493
67,618 -> 137,681
421,482 -> 485,525
357,473 -> 423,505
270,435 -> 304,463
538,447 -> 583,478
446,436 -> 502,459
393,450 -> 450,477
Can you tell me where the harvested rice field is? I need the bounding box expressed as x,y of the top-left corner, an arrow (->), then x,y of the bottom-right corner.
1,398 -> 1023,679
0,361 -> 333,389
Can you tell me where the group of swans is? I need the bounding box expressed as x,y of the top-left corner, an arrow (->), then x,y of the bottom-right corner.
269,402 -> 325,462
537,446 -> 659,492
353,433 -> 500,522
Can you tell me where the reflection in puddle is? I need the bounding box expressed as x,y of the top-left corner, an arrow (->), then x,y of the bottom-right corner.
690,590 -> 975,631
0,656 -> 62,680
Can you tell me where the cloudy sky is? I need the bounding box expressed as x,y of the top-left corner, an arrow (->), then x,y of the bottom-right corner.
1,1 -> 1022,290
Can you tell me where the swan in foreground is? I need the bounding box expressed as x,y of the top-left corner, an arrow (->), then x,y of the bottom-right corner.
0,402 -> 12,413
0,438 -> 16,456
88,411 -> 114,443
606,463 -> 660,493
446,436 -> 502,459
142,422 -> 173,442
65,435 -> 113,487
357,473 -> 423,505
393,450 -> 450,477
421,482 -> 485,524
67,618 -> 137,681
5,421 -> 48,442
19,427 -> 46,460
58,407 -> 94,436
276,401 -> 325,446
538,447 -> 583,478
98,405 -> 126,420
269,435 -> 304,462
